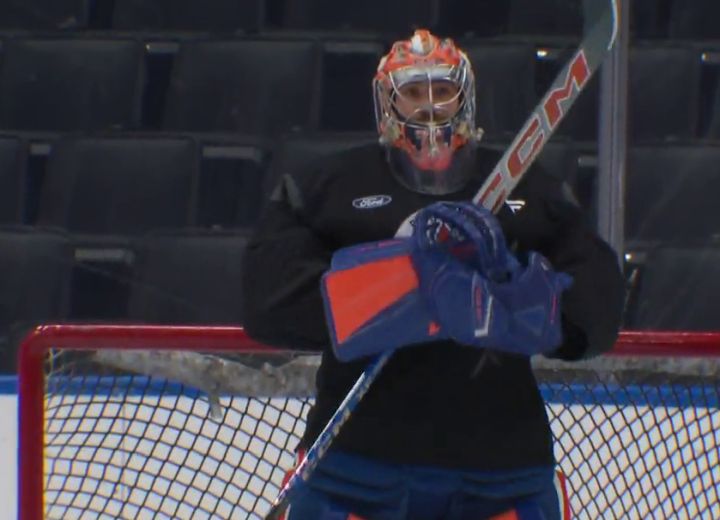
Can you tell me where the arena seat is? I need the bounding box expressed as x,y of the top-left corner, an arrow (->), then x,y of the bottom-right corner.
0,226 -> 73,371
668,0 -> 720,40
319,41 -> 384,132
507,0 -> 583,37
553,45 -> 701,141
625,142 -> 720,245
0,135 -> 27,225
462,42 -> 537,140
111,0 -> 263,33
0,0 -> 89,30
280,0 -> 436,37
163,39 -> 322,135
36,135 -> 199,235
127,230 -> 249,324
631,245 -> 720,330
0,38 -> 144,132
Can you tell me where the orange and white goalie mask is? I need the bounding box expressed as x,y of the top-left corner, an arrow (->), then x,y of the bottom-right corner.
374,29 -> 482,195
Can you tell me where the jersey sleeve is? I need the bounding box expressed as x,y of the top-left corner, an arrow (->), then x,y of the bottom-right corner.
509,171 -> 626,360
241,173 -> 332,351
546,204 -> 626,360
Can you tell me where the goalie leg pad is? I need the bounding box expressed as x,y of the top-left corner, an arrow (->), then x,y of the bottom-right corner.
448,471 -> 568,520
285,491 -> 369,520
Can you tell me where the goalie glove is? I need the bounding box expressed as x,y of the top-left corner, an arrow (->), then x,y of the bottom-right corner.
410,202 -> 574,356
320,201 -> 509,361
409,201 -> 515,281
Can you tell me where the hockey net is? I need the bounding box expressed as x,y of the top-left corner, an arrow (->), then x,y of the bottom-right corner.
17,325 -> 720,520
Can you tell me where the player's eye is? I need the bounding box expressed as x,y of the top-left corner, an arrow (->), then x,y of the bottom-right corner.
432,83 -> 457,102
403,85 -> 422,99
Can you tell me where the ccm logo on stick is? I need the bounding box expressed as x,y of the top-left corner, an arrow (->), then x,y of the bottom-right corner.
353,195 -> 392,209
481,51 -> 590,212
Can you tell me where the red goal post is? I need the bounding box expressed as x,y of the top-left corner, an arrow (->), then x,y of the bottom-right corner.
17,325 -> 720,519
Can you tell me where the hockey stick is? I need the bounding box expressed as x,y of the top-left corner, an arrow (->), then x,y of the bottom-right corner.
265,2 -> 619,517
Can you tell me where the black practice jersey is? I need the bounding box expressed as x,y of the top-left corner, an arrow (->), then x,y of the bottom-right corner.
241,143 -> 625,471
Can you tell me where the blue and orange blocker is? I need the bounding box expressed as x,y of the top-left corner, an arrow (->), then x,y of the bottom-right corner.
321,239 -> 444,361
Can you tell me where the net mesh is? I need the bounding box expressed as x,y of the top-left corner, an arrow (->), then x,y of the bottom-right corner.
21,332 -> 720,520
42,350 -> 312,519
536,363 -> 719,519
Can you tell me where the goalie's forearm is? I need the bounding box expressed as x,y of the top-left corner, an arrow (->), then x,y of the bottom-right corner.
550,238 -> 625,360
244,266 -> 330,350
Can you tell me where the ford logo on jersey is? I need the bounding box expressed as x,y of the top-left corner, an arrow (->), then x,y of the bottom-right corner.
352,195 -> 392,210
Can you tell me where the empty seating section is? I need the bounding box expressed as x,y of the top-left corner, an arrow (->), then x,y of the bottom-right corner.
320,41 -> 384,131
0,135 -> 27,224
0,227 -> 72,326
0,0 -> 89,30
0,38 -> 144,132
550,45 -> 702,141
280,0 -> 436,36
628,46 -> 700,141
506,0 -> 582,38
36,136 -> 199,235
631,246 -> 720,331
625,143 -> 720,247
111,0 -> 263,33
127,230 -> 250,324
0,0 -> 718,339
463,43 -> 537,139
0,227 -> 73,371
197,139 -> 269,228
163,39 -> 322,134
668,0 -> 720,40
629,0 -> 669,40
436,1 -> 510,38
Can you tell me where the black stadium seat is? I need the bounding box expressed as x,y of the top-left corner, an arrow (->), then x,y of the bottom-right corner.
668,0 -> 720,40
0,226 -> 73,371
625,143 -> 720,245
111,0 -> 263,33
507,0 -> 583,37
632,245 -> 720,330
436,0 -> 510,38
0,0 -> 90,30
281,0 -> 437,37
463,42 -> 537,139
37,135 -> 200,236
320,41 -> 384,132
0,135 -> 28,225
628,46 -> 700,141
0,38 -> 144,132
127,230 -> 249,324
629,0 -> 668,40
555,45 -> 701,141
198,137 -> 270,228
163,39 -> 322,135
703,79 -> 720,140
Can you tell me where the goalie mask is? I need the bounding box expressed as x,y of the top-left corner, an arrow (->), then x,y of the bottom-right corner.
374,30 -> 483,195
